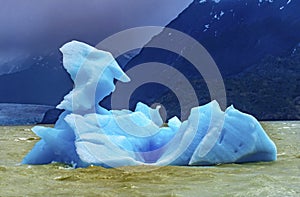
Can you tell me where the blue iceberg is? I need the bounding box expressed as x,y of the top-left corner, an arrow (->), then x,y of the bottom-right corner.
22,41 -> 277,168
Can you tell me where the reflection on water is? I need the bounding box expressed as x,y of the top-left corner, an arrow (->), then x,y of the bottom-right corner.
0,122 -> 299,196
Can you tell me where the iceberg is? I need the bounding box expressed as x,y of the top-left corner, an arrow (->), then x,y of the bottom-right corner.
22,41 -> 277,168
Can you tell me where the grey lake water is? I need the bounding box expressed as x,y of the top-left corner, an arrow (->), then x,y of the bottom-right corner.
0,121 -> 299,197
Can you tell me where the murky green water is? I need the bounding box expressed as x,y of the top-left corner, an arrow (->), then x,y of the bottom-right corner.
0,122 -> 299,196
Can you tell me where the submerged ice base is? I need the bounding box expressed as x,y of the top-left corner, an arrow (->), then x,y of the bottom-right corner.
22,41 -> 277,168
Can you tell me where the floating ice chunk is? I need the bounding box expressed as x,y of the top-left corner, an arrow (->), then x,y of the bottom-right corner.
22,41 -> 277,168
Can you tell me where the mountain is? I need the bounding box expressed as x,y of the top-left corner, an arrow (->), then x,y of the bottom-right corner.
156,45 -> 300,120
126,0 -> 300,74
0,50 -> 73,106
120,0 -> 300,120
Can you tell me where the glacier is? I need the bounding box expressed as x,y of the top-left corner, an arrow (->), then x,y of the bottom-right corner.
22,41 -> 277,168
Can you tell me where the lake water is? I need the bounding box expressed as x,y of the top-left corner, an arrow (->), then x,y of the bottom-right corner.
0,121 -> 299,196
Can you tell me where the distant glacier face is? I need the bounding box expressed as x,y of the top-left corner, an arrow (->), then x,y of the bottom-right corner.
0,103 -> 54,125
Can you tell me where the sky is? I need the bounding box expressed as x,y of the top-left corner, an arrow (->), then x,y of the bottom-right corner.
0,0 -> 193,58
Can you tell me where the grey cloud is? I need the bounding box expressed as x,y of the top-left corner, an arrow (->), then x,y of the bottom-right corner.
0,0 -> 192,52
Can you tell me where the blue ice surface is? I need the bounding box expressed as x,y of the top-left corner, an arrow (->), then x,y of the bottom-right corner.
22,41 -> 277,168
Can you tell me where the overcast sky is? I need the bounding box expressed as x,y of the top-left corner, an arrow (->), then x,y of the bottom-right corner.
0,0 -> 192,54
